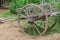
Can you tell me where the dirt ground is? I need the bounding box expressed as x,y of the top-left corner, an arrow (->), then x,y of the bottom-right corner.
0,22 -> 60,40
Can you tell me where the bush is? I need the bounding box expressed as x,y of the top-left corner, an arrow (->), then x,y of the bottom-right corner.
9,0 -> 40,14
9,0 -> 26,14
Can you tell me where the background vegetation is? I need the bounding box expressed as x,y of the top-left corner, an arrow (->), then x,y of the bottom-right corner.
9,0 -> 40,14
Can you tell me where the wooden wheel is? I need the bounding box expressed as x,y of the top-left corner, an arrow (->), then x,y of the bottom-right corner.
48,16 -> 57,30
40,4 -> 57,30
18,4 -> 48,36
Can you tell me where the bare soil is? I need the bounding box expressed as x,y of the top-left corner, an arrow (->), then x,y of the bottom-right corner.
0,22 -> 60,40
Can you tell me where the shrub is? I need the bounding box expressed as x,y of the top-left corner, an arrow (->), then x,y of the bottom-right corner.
9,0 -> 26,14
9,0 -> 40,14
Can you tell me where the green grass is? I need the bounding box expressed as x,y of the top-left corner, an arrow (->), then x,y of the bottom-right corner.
20,17 -> 60,36
0,10 -> 17,19
19,20 -> 60,36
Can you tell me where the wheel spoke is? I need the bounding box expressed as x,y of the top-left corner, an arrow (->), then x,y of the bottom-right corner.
33,23 -> 41,34
33,26 -> 36,36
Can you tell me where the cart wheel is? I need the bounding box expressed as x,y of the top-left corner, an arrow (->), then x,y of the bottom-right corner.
47,16 -> 57,30
18,4 -> 48,36
40,4 -> 57,30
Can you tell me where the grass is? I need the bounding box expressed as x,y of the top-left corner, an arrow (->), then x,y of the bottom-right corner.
0,10 -> 60,36
0,10 -> 17,19
20,16 -> 60,36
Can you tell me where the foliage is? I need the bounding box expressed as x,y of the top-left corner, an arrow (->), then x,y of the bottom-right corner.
9,0 -> 40,14
9,0 -> 26,14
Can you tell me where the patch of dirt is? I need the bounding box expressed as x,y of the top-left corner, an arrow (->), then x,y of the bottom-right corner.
0,22 -> 60,40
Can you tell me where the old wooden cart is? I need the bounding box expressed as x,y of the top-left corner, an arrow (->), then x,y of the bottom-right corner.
17,0 -> 59,37
0,0 -> 59,37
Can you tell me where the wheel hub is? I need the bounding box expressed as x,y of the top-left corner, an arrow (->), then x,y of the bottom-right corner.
27,17 -> 35,24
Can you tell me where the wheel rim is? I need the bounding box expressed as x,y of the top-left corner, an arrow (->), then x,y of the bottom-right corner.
18,4 -> 48,36
48,16 -> 57,30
